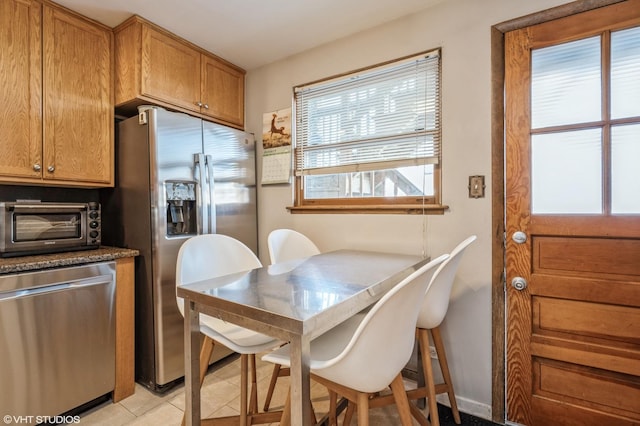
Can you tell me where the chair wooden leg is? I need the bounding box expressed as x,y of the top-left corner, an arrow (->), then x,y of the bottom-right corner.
328,390 -> 338,426
181,337 -> 215,426
343,401 -> 356,425
409,401 -> 431,426
390,374 -> 414,426
431,327 -> 461,424
263,364 -> 281,411
199,337 -> 215,387
248,354 -> 258,414
418,328 -> 440,426
309,398 -> 317,424
356,392 -> 370,426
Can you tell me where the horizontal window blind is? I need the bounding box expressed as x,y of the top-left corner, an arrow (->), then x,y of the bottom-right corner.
294,50 -> 441,176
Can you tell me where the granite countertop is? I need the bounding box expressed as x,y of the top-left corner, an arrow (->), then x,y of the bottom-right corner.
0,246 -> 139,275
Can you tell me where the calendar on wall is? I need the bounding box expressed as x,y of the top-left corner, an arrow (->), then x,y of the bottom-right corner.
261,108 -> 292,185
262,146 -> 291,184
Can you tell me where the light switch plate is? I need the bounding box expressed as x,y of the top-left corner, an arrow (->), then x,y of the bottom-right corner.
469,175 -> 485,198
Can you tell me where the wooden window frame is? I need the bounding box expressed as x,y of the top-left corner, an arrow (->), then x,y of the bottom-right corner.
289,51 -> 446,215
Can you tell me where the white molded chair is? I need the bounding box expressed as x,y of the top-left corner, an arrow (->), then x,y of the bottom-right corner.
262,254 -> 450,426
267,228 -> 321,264
263,228 -> 321,412
176,234 -> 282,426
412,235 -> 477,426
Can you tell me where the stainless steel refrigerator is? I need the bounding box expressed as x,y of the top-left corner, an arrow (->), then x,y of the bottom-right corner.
104,106 -> 257,391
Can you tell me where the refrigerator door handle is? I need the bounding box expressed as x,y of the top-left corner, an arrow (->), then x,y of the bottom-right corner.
194,153 -> 207,234
205,154 -> 217,234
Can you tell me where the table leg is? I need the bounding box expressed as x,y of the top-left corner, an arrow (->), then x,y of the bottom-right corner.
184,301 -> 201,426
289,335 -> 312,426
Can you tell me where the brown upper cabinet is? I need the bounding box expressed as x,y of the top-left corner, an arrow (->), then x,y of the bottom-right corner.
0,0 -> 41,183
114,16 -> 246,129
0,0 -> 114,188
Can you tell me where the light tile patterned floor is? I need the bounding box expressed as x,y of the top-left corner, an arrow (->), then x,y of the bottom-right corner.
76,353 -> 427,425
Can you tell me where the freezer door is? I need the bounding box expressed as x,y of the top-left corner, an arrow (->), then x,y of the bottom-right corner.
147,108 -> 205,386
202,121 -> 258,255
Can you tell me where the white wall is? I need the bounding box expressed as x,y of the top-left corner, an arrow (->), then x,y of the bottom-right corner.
245,0 -> 571,419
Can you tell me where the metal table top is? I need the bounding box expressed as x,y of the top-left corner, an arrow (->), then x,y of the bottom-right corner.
178,249 -> 429,340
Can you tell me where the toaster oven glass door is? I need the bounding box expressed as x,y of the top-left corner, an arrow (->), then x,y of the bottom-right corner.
13,213 -> 82,241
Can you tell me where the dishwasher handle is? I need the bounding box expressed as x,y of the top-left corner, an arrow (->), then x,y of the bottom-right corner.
0,274 -> 113,302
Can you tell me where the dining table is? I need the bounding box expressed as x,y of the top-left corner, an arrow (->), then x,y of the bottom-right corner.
177,248 -> 429,426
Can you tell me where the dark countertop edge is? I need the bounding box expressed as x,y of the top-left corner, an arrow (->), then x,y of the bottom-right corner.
0,246 -> 140,275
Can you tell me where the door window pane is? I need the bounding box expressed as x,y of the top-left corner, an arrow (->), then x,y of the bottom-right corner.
531,37 -> 601,128
612,124 -> 640,214
611,27 -> 640,120
531,129 -> 602,214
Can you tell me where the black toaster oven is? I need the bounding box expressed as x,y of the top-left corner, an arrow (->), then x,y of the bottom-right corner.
0,201 -> 101,257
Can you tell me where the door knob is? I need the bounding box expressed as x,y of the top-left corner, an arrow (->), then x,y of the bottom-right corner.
511,277 -> 528,291
47,165 -> 55,173
33,164 -> 41,172
512,231 -> 527,244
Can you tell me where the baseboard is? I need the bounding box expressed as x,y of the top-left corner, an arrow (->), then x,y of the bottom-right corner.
436,394 -> 493,421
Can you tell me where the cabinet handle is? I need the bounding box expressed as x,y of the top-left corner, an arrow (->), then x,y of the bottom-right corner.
204,104 -> 209,109
195,101 -> 203,107
47,165 -> 55,173
33,164 -> 41,172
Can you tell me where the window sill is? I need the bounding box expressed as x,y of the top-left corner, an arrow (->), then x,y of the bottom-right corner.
286,204 -> 449,215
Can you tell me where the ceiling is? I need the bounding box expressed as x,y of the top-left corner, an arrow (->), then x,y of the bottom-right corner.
53,0 -> 446,71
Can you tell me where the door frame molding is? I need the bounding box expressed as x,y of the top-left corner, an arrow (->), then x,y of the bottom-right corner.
490,1 -> 626,423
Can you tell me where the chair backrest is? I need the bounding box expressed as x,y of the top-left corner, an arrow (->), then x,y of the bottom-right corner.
313,254 -> 449,393
417,235 -> 477,330
175,234 -> 262,316
267,229 -> 320,264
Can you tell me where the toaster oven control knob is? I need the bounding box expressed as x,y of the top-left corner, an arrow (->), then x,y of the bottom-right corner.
89,211 -> 99,219
90,221 -> 99,229
90,230 -> 99,239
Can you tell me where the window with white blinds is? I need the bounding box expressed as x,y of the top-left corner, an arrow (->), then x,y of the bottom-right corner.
294,50 -> 441,177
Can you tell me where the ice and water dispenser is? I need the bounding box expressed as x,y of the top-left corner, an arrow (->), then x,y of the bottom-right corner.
166,182 -> 197,236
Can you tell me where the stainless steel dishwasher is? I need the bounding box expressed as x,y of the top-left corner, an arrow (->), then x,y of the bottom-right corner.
0,262 -> 116,419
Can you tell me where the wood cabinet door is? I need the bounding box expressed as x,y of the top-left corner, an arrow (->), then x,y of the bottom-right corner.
43,6 -> 114,186
0,0 -> 42,180
141,26 -> 201,113
43,5 -> 113,186
201,55 -> 245,128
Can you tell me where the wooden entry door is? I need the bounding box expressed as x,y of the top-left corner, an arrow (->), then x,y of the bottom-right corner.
505,1 -> 640,425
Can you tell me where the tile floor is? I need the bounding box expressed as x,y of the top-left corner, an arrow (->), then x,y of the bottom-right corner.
76,353 -> 472,425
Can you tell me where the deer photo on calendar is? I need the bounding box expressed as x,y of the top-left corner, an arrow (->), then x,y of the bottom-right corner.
262,108 -> 292,149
